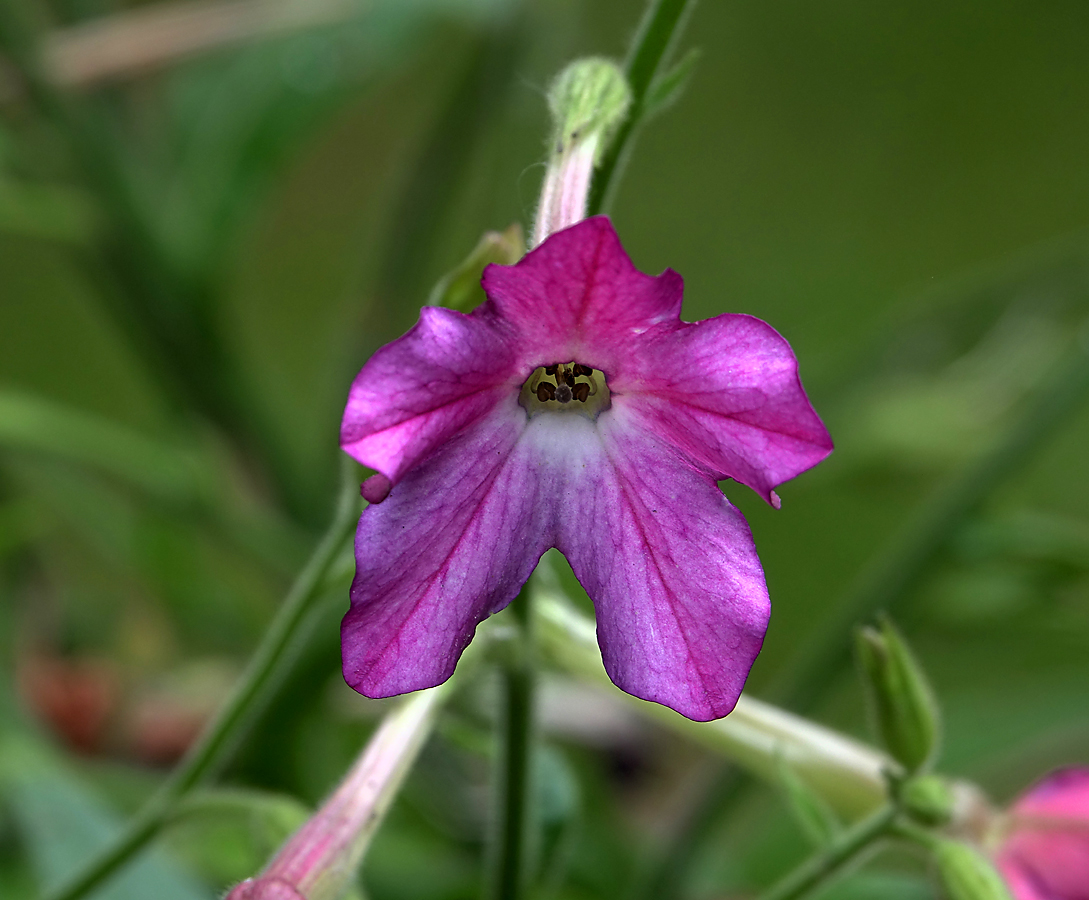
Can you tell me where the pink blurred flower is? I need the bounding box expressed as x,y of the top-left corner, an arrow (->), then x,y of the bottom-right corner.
340,216 -> 832,721
996,768 -> 1089,900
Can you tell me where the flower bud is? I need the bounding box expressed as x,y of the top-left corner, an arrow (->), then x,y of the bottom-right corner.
426,223 -> 525,311
855,615 -> 940,774
902,775 -> 955,827
936,841 -> 1014,900
533,58 -> 631,246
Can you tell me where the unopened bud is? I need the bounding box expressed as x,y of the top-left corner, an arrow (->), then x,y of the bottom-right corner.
856,615 -> 940,774
936,841 -> 1014,900
902,775 -> 955,827
533,58 -> 631,246
426,222 -> 525,311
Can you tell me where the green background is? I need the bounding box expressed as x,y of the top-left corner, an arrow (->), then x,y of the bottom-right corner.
2,0 -> 1088,897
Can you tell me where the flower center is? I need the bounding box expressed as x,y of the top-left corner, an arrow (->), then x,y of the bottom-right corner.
518,362 -> 611,419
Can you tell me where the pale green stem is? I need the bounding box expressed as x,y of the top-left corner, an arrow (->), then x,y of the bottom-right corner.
488,589 -> 536,900
533,587 -> 890,820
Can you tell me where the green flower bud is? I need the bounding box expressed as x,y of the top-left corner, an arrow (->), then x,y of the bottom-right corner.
856,615 -> 941,774
533,58 -> 631,247
427,223 -> 525,312
901,774 -> 955,827
935,841 -> 1014,900
546,58 -> 631,163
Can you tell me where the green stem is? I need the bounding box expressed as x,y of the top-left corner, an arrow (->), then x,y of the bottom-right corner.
889,820 -> 944,852
44,461 -> 361,900
586,0 -> 696,216
756,805 -> 898,900
633,767 -> 750,900
775,334 -> 1089,713
490,589 -> 536,900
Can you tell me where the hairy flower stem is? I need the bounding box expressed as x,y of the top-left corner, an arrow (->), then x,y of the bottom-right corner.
490,589 -> 537,900
587,0 -> 697,216
756,804 -> 898,900
45,461 -> 361,900
229,684 -> 451,900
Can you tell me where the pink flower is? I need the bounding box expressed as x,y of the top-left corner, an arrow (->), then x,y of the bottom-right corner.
996,768 -> 1089,900
339,216 -> 832,721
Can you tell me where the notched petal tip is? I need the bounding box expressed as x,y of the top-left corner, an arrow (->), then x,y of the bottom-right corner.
481,216 -> 685,369
625,312 -> 834,504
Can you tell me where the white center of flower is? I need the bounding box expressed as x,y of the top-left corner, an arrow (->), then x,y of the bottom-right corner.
518,362 -> 611,419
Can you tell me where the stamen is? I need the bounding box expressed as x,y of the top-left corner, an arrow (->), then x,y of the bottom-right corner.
519,360 -> 610,418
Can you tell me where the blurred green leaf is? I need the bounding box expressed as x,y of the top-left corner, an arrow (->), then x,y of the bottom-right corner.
775,754 -> 841,848
164,787 -> 311,889
0,734 -> 213,900
643,47 -> 700,120
157,0 -> 519,276
0,388 -> 205,505
0,178 -> 98,243
426,222 -> 524,311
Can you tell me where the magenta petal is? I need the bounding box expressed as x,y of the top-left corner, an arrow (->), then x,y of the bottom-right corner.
481,217 -> 683,373
556,402 -> 770,721
998,768 -> 1089,900
342,397 -> 550,697
340,305 -> 517,484
625,314 -> 833,503
1014,769 -> 1089,819
995,862 -> 1056,900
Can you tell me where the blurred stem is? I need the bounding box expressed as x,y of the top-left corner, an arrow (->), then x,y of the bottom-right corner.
756,804 -> 898,900
774,331 -> 1089,714
490,588 -> 536,900
44,460 -> 361,900
632,767 -> 750,900
586,0 -> 696,216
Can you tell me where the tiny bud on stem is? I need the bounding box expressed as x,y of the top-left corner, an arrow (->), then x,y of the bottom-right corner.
533,58 -> 631,247
856,615 -> 941,774
936,841 -> 1015,900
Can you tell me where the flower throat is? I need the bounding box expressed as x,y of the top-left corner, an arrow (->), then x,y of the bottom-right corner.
518,362 -> 611,419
